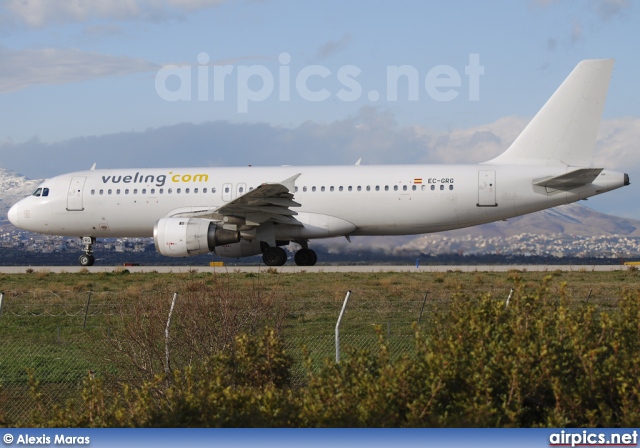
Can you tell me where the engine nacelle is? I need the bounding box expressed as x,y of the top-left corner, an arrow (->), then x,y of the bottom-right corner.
213,239 -> 263,258
154,217 -> 240,257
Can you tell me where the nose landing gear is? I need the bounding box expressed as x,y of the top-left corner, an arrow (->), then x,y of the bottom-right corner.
79,237 -> 96,266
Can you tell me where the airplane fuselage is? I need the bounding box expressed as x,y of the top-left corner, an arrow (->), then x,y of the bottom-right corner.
8,164 -> 627,240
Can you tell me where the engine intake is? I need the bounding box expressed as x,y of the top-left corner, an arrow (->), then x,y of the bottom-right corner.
154,217 -> 240,257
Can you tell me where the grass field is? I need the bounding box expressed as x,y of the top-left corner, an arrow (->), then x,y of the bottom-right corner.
1,268 -> 640,425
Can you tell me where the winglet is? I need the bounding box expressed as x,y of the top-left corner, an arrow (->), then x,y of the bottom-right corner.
279,173 -> 301,192
90,163 -> 97,170
355,158 -> 362,166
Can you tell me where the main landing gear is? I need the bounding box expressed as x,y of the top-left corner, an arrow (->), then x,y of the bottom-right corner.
261,242 -> 317,267
79,237 -> 96,266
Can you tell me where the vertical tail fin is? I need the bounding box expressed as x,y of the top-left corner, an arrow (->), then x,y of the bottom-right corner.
485,59 -> 614,167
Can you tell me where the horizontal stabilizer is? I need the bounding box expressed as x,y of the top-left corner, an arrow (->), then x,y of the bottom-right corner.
534,168 -> 603,189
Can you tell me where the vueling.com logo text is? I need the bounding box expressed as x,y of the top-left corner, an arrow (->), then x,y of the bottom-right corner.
101,172 -> 209,187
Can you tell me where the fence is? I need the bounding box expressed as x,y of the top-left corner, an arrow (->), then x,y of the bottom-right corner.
0,281 -> 622,425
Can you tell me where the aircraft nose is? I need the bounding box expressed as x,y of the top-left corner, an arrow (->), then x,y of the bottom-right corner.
8,203 -> 19,226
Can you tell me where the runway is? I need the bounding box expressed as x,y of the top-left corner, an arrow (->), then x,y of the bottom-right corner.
0,264 -> 629,274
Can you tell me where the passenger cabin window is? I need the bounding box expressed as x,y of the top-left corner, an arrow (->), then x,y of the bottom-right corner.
431,185 -> 435,191
330,186 -> 335,192
303,186 -> 307,192
394,185 -> 398,191
440,185 -> 444,190
403,185 -> 407,191
312,187 -> 316,192
91,189 -> 96,195
339,186 -> 343,192
449,185 -> 454,190
412,185 -> 417,191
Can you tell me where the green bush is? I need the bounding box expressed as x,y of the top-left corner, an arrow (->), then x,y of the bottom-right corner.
21,277 -> 640,427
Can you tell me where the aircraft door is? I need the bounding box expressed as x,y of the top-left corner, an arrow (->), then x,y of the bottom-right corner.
67,176 -> 86,211
477,170 -> 497,207
222,183 -> 232,202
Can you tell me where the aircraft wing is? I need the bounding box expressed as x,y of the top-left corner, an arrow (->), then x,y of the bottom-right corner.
534,168 -> 603,189
168,174 -> 303,227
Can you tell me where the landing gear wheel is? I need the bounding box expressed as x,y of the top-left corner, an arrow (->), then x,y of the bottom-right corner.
263,247 -> 287,266
79,236 -> 96,266
294,248 -> 317,266
79,254 -> 95,267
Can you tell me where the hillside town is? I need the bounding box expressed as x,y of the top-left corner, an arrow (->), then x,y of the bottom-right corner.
3,223 -> 640,261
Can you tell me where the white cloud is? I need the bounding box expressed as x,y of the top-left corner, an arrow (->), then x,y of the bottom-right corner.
3,0 -> 230,27
593,117 -> 640,171
0,47 -> 158,94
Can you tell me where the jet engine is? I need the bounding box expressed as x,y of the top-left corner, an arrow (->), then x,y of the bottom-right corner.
154,217 -> 240,257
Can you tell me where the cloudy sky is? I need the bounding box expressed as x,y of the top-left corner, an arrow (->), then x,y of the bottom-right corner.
0,0 -> 638,218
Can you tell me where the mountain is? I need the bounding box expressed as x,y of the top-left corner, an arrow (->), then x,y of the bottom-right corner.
442,203 -> 640,238
316,203 -> 640,256
0,168 -> 41,221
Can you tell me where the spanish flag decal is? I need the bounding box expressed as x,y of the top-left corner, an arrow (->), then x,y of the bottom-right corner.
414,178 -> 423,184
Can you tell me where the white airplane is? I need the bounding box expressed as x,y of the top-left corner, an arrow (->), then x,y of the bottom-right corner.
8,59 -> 629,267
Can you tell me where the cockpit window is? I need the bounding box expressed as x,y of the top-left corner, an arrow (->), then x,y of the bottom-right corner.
32,188 -> 42,197
42,188 -> 49,197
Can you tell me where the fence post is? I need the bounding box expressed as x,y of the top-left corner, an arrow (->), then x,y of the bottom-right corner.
0,292 -> 4,318
585,288 -> 593,304
505,288 -> 514,308
335,290 -> 351,363
83,292 -> 92,329
165,292 -> 178,378
418,291 -> 429,324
